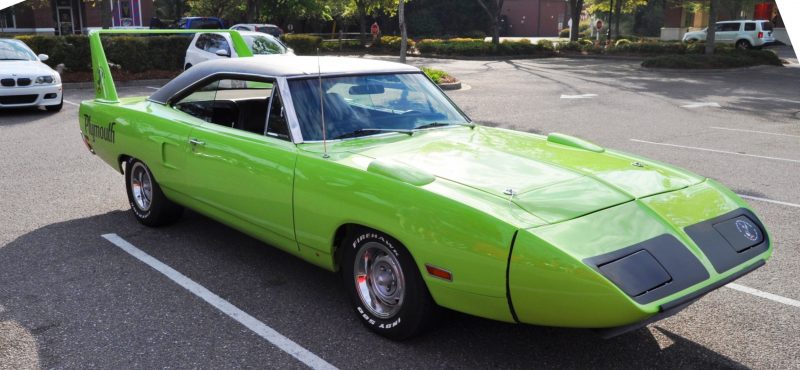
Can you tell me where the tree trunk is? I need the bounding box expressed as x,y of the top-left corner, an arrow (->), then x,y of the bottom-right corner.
245,0 -> 256,23
614,0 -> 623,39
399,0 -> 407,63
476,0 -> 504,45
569,0 -> 584,41
359,12 -> 367,44
705,0 -> 718,55
490,19 -> 500,44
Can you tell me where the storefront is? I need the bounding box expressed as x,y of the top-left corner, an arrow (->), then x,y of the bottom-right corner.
0,0 -> 152,35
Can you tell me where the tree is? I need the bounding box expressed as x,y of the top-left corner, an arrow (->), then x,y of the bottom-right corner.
567,0 -> 584,41
614,0 -> 623,38
705,0 -> 718,55
474,0 -> 504,44
399,0 -> 407,63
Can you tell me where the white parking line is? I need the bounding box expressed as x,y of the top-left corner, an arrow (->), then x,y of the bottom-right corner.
63,99 -> 79,107
560,94 -> 597,99
681,102 -> 720,108
726,283 -> 800,308
737,194 -> 800,208
710,126 -> 800,138
101,233 -> 338,370
630,139 -> 800,164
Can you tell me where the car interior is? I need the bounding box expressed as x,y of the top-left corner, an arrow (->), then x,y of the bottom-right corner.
173,80 -> 290,140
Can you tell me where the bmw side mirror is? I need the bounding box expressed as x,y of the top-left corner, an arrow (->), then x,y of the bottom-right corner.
38,54 -> 49,62
215,49 -> 230,57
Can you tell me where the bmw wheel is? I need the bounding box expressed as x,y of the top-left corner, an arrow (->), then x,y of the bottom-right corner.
125,159 -> 183,226
341,228 -> 437,340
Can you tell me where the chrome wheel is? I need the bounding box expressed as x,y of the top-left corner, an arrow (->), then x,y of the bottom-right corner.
129,162 -> 153,211
354,241 -> 405,318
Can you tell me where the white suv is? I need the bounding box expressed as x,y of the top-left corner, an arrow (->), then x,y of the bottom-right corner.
683,20 -> 776,49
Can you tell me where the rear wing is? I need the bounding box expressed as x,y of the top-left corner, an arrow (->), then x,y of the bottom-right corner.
88,29 -> 253,103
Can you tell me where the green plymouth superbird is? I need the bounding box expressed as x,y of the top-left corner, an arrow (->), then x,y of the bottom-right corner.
79,30 -> 771,340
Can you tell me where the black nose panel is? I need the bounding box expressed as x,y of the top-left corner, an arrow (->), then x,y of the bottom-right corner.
685,208 -> 769,273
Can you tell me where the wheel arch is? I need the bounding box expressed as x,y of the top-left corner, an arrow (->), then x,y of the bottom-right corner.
331,223 -> 421,275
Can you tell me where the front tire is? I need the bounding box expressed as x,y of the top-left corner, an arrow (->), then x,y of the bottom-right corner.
341,228 -> 437,340
45,97 -> 62,112
124,159 -> 183,227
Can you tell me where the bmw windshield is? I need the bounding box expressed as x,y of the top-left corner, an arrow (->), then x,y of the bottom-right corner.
289,73 -> 470,141
0,40 -> 37,61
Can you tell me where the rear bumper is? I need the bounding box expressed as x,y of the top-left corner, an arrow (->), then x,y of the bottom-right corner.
0,84 -> 62,108
596,259 -> 764,339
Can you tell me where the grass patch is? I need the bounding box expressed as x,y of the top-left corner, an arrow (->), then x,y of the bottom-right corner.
642,50 -> 782,69
421,67 -> 456,84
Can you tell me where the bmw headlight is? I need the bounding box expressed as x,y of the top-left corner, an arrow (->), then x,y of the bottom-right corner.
35,75 -> 55,84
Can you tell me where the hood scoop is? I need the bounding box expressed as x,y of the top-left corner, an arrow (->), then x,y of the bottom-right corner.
547,133 -> 604,153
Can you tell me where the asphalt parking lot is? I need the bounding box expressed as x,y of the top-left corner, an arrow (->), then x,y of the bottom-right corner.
1,55 -> 799,369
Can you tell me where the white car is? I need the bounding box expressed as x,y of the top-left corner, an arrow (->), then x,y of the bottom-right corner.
683,20 -> 776,49
0,39 -> 63,111
184,31 -> 293,70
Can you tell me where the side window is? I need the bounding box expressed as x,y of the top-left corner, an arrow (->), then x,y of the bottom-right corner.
195,34 -> 209,50
744,22 -> 756,31
205,34 -> 230,55
266,87 -> 290,140
173,78 -> 275,135
721,23 -> 740,32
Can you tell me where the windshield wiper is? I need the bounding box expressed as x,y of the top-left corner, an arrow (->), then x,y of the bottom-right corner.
414,122 -> 475,130
332,128 -> 414,140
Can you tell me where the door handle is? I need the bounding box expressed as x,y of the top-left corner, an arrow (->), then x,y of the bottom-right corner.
189,138 -> 205,146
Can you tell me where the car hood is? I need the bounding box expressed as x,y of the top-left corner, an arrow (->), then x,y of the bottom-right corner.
327,126 -> 704,224
0,61 -> 56,78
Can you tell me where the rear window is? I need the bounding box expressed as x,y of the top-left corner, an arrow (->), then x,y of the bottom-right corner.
256,26 -> 278,33
744,22 -> 756,31
190,19 -> 222,29
761,21 -> 774,31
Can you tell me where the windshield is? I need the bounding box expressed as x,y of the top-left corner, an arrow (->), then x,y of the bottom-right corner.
289,73 -> 469,141
256,26 -> 278,34
0,40 -> 37,61
244,34 -> 286,55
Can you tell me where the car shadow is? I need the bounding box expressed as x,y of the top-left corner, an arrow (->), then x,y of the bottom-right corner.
0,107 -> 55,126
0,210 -> 746,369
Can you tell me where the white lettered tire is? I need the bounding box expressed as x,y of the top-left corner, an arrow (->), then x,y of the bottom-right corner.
341,227 -> 437,340
124,158 -> 183,227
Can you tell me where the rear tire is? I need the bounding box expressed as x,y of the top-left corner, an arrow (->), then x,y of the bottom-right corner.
341,227 -> 437,340
736,39 -> 752,49
124,159 -> 183,227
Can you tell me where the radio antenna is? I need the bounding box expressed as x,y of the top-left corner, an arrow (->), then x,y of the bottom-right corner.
317,49 -> 329,159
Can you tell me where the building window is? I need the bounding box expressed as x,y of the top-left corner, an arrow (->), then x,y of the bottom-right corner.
0,7 -> 15,29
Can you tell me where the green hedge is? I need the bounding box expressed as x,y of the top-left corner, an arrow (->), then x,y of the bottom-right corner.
376,36 -> 416,52
417,38 -> 555,57
14,35 -> 191,72
642,49 -> 782,69
281,34 -> 322,55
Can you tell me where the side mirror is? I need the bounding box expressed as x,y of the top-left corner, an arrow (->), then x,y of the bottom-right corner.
215,49 -> 230,57
38,54 -> 49,62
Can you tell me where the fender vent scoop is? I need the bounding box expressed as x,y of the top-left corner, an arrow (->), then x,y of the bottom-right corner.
367,159 -> 435,186
547,133 -> 604,153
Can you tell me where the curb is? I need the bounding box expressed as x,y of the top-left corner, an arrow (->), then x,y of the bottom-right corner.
63,78 -> 171,90
638,64 -> 782,73
437,81 -> 462,91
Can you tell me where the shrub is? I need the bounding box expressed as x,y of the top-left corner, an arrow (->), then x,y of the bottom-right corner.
377,36 -> 415,52
421,66 -> 452,84
615,39 -> 632,47
462,30 -> 487,39
537,39 -> 555,51
578,38 -> 594,46
607,41 -> 686,55
559,28 -> 586,38
642,50 -> 782,69
281,34 -> 322,55
14,34 -> 190,72
557,41 -> 583,52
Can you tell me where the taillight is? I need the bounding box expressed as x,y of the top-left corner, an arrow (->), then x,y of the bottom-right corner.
758,32 -> 764,39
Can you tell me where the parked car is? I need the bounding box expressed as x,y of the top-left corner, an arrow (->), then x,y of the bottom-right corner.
80,30 -> 772,340
230,23 -> 284,38
176,16 -> 225,30
184,30 -> 293,69
683,20 -> 776,49
0,39 -> 62,111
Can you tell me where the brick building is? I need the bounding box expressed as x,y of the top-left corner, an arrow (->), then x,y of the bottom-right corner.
0,0 -> 153,35
500,0 -> 571,37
